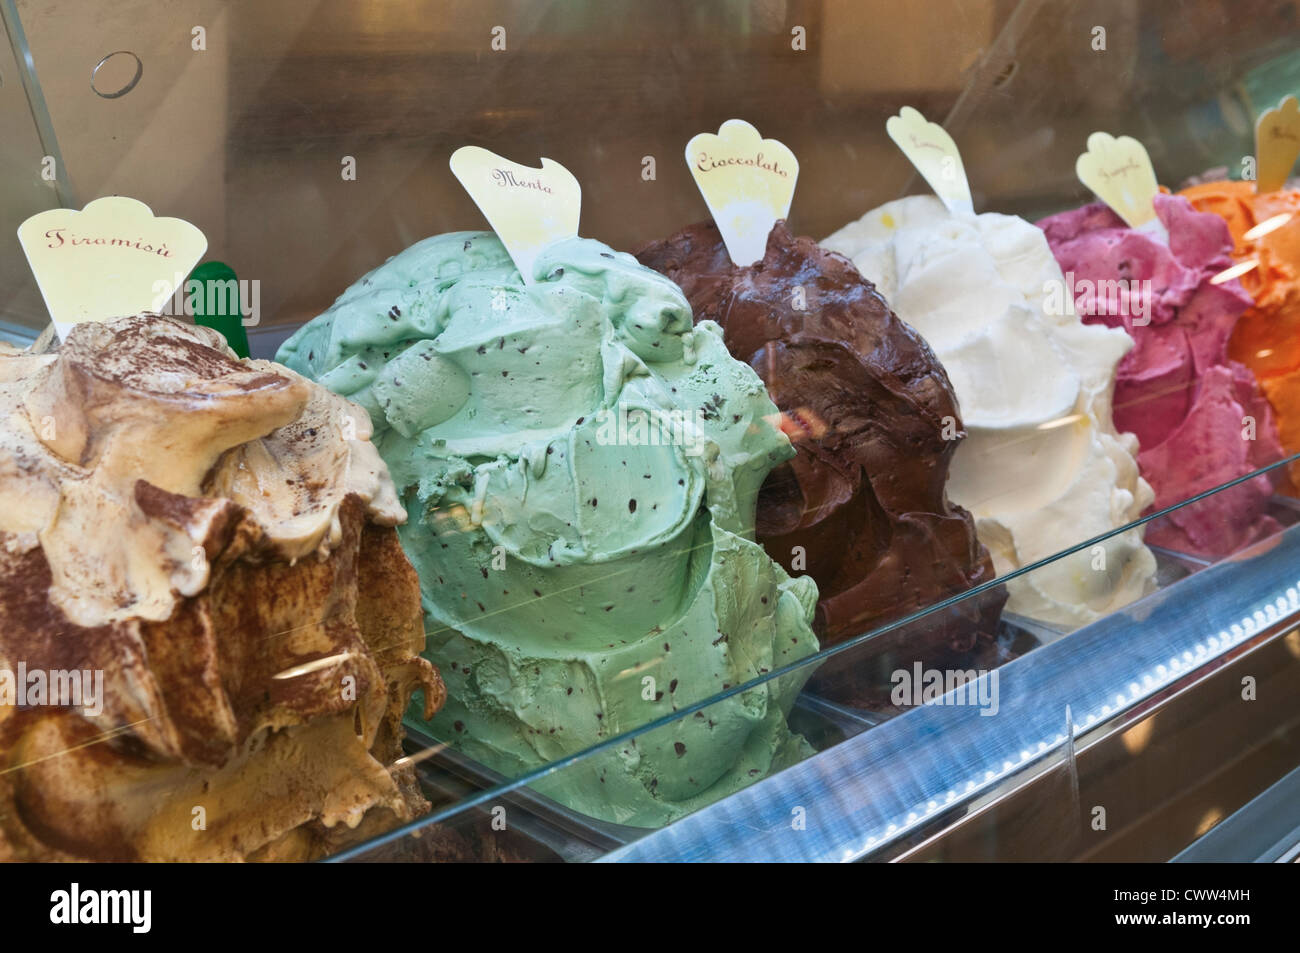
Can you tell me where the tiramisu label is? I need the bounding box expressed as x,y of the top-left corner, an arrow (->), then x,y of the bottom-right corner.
1256,94 -> 1300,193
886,106 -> 974,217
1075,132 -> 1166,241
685,119 -> 798,266
450,146 -> 580,285
18,197 -> 207,340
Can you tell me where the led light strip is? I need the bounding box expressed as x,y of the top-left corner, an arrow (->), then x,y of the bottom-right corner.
837,580 -> 1300,860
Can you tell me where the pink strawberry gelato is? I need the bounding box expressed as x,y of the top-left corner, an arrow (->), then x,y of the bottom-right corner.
1038,193 -> 1283,557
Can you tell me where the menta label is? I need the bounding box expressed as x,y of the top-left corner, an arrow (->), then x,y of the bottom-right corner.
450,146 -> 581,285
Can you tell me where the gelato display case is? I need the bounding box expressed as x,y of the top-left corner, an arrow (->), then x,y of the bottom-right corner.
2,0 -> 1300,864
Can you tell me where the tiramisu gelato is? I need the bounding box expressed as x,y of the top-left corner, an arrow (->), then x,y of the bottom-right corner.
0,316 -> 444,862
1039,193 -> 1283,556
636,221 -> 1003,706
279,231 -> 820,828
824,196 -> 1157,630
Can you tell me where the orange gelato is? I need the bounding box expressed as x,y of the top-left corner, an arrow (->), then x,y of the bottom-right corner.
1181,179 -> 1300,490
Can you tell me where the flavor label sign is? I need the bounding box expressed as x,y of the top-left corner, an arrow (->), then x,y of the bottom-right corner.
1256,95 -> 1300,194
18,197 -> 207,340
1076,132 -> 1166,241
686,119 -> 798,267
886,106 -> 973,217
450,146 -> 581,285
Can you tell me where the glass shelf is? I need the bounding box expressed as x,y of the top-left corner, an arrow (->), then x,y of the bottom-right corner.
325,465 -> 1300,862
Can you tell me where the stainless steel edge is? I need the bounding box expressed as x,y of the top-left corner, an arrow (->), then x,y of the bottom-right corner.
601,526 -> 1300,862
1171,764 -> 1300,863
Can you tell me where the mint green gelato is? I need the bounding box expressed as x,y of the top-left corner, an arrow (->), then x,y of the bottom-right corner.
278,232 -> 819,827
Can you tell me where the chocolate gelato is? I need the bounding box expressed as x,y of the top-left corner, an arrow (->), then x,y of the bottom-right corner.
0,316 -> 444,861
638,222 -> 1003,704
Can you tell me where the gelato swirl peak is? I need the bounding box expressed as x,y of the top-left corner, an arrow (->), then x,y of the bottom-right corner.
2,315 -> 402,628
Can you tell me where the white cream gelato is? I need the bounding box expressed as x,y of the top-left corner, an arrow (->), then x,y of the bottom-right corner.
824,195 -> 1156,629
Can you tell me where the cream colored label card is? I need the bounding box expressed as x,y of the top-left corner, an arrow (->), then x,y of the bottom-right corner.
449,146 -> 581,285
1255,95 -> 1300,194
1076,132 -> 1166,242
685,119 -> 798,266
18,197 -> 207,340
886,106 -> 974,217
